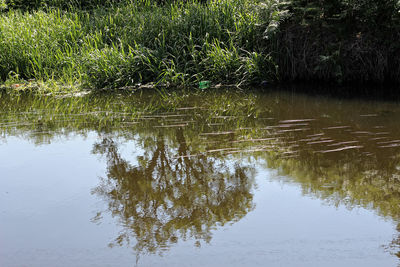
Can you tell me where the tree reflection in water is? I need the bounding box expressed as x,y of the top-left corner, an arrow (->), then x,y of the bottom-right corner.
91,128 -> 256,254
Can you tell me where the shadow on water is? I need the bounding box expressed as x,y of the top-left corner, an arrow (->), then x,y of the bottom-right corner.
265,83 -> 400,102
2,89 -> 400,259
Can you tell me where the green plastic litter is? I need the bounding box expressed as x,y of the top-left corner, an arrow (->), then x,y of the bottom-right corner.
199,81 -> 210,89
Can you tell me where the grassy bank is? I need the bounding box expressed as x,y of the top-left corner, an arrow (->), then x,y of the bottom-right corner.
0,0 -> 399,92
0,0 -> 280,91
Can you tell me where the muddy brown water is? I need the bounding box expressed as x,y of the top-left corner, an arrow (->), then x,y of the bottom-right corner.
1,90 -> 400,266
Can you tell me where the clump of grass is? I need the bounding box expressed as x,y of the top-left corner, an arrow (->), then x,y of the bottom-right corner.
82,44 -> 162,89
0,9 -> 84,82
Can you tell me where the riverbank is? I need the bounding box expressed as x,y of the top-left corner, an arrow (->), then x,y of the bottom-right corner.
0,0 -> 399,93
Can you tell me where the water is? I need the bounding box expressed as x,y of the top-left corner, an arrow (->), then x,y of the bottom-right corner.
1,90 -> 400,266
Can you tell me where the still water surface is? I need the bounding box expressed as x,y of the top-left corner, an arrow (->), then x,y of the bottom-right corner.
1,90 -> 400,266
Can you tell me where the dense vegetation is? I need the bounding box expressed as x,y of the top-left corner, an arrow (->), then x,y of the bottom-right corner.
0,0 -> 399,91
277,0 -> 400,83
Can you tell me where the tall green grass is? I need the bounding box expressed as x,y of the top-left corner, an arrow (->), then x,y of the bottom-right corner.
0,10 -> 85,83
0,0 -> 281,90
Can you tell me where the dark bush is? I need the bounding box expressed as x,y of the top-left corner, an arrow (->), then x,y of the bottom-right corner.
271,0 -> 400,84
288,0 -> 400,33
